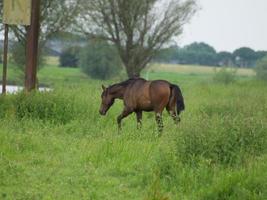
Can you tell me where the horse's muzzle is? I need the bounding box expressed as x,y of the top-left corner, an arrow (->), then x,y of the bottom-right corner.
99,110 -> 106,116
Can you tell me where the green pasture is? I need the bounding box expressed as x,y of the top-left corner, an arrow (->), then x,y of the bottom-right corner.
0,61 -> 266,199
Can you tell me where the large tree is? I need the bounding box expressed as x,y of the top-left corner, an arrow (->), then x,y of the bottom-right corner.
178,42 -> 218,66
233,47 -> 257,67
77,0 -> 197,77
217,51 -> 233,67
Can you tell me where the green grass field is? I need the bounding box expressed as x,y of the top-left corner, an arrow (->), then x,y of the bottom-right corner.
0,62 -> 266,199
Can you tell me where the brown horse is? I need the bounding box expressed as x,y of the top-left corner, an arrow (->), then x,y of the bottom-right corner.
99,78 -> 185,132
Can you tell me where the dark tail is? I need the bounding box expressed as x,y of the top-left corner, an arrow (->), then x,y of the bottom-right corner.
170,84 -> 185,114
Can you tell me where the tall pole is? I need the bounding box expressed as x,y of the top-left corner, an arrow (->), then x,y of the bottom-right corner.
25,0 -> 40,92
2,24 -> 9,95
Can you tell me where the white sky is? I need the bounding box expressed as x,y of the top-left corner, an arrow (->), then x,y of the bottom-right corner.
178,0 -> 267,52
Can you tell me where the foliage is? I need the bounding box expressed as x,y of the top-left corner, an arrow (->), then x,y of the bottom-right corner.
154,42 -> 219,66
78,0 -> 197,77
213,67 -> 237,84
13,91 -> 84,124
10,42 -> 44,72
217,51 -> 233,66
60,46 -> 81,68
154,46 -> 180,64
255,56 -> 267,81
255,50 -> 267,61
0,0 -> 80,43
233,47 -> 257,67
154,44 -> 266,69
179,42 -> 217,66
184,42 -> 216,54
79,41 -> 122,80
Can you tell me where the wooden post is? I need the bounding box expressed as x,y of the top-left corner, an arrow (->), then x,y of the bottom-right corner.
25,0 -> 40,92
2,24 -> 9,95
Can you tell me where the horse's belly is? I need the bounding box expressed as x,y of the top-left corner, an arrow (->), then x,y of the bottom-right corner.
137,100 -> 153,111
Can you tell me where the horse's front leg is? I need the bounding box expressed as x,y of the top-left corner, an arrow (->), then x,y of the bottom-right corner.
117,107 -> 133,131
135,111 -> 142,129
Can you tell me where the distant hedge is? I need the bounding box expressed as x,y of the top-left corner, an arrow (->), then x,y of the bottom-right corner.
60,46 -> 81,68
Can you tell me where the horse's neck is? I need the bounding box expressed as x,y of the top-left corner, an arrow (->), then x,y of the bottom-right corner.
110,85 -> 126,99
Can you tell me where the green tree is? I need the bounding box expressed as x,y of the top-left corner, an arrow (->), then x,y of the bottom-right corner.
77,0 -> 197,77
11,42 -> 44,72
233,47 -> 257,67
0,0 -> 81,69
255,56 -> 267,81
217,51 -> 233,66
0,0 -> 80,43
178,42 -> 218,66
154,46 -> 180,63
185,42 -> 216,54
79,41 -> 122,80
60,46 -> 81,68
255,51 -> 267,61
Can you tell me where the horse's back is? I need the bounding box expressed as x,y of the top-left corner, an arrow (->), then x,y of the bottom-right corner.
124,79 -> 152,110
123,79 -> 172,112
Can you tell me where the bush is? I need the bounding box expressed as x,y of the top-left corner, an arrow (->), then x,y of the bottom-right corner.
255,56 -> 267,81
176,107 -> 267,166
213,67 -> 237,84
10,91 -> 82,124
59,46 -> 81,68
79,41 -> 122,80
11,42 -> 44,71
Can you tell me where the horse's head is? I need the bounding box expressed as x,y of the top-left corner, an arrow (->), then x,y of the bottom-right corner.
99,85 -> 115,116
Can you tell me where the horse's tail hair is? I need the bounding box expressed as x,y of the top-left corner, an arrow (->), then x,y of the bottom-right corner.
170,84 -> 185,114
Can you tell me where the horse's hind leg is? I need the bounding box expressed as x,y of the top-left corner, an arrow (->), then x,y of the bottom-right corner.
117,107 -> 133,131
155,112 -> 163,133
166,105 -> 180,125
135,111 -> 142,129
169,110 -> 181,125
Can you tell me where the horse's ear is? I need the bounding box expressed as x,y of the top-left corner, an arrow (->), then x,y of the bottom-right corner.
102,85 -> 106,91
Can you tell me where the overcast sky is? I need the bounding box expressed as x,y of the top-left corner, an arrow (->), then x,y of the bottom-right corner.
178,0 -> 267,52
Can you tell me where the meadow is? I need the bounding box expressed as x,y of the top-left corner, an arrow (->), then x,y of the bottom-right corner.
0,62 -> 266,199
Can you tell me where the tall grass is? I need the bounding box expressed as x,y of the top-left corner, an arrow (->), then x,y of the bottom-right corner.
0,72 -> 266,199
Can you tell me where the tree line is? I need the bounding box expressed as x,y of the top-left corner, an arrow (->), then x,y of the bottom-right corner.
154,42 -> 267,68
1,0 -> 266,79
0,0 -> 197,78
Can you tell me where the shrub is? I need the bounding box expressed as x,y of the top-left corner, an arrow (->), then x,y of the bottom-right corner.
59,46 -> 81,68
255,56 -> 267,81
213,67 -> 237,84
12,91 -> 82,124
79,41 -> 122,80
11,42 -> 44,71
176,113 -> 267,166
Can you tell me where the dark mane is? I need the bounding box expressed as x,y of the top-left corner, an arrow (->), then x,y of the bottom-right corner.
109,77 -> 145,89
